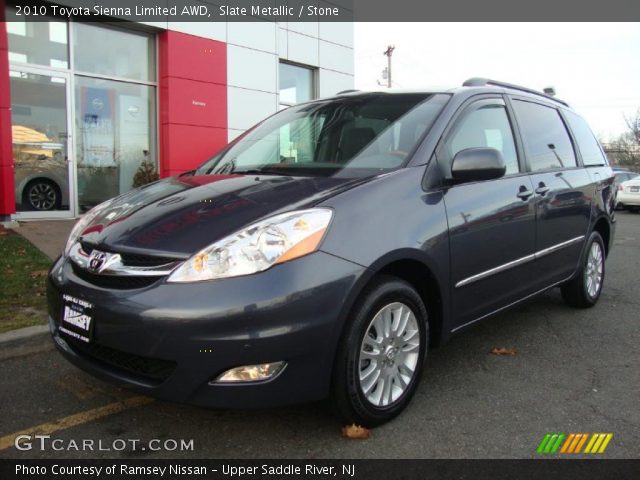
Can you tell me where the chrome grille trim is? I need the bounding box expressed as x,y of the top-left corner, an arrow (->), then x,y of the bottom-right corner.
68,242 -> 180,277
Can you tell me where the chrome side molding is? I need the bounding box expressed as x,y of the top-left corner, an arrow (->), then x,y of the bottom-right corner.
455,235 -> 585,288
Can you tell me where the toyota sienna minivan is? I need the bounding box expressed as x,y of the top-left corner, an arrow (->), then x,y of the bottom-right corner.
48,79 -> 615,425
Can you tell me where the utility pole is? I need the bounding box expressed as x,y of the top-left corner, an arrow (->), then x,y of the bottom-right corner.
383,45 -> 395,88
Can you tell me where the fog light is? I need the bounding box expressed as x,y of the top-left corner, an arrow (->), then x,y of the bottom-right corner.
211,361 -> 286,384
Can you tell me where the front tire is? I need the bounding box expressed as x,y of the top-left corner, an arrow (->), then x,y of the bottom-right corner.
23,179 -> 61,211
561,231 -> 605,308
331,276 -> 428,426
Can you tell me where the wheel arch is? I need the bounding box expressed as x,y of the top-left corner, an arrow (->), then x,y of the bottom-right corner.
592,215 -> 611,257
336,249 -> 448,350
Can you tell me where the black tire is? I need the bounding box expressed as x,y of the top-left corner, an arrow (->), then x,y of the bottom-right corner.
23,179 -> 61,211
331,276 -> 428,427
561,231 -> 605,308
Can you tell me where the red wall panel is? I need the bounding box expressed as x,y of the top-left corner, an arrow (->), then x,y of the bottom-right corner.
162,77 -> 226,129
0,108 -> 12,167
0,45 -> 9,109
159,31 -> 226,85
161,124 -> 227,177
0,17 -> 16,216
158,30 -> 228,178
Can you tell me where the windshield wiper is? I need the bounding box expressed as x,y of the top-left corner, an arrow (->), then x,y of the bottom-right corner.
232,169 -> 292,176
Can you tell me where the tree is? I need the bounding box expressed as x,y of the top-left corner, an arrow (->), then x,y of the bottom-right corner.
625,108 -> 640,144
602,109 -> 640,169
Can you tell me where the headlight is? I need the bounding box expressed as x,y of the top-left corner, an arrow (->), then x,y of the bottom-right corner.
167,208 -> 333,283
64,199 -> 114,256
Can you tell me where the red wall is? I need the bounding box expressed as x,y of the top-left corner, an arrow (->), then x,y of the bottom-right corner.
158,31 -> 227,178
0,13 -> 16,216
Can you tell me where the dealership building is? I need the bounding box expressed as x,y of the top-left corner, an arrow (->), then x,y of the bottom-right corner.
0,10 -> 354,220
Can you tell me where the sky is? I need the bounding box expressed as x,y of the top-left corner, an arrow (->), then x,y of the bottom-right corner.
354,23 -> 640,141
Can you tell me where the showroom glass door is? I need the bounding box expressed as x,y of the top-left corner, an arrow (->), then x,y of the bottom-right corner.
10,67 -> 76,218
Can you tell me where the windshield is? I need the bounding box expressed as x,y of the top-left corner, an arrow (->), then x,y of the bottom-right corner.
197,93 -> 450,178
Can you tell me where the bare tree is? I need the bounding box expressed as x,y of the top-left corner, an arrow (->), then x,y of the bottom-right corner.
602,109 -> 640,169
625,108 -> 640,144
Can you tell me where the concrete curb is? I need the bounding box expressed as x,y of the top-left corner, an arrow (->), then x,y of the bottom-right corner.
0,324 -> 53,361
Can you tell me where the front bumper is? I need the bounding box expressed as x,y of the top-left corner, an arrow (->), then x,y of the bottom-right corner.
47,251 -> 366,408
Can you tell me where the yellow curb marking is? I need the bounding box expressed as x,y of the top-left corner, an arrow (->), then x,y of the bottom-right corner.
0,396 -> 154,451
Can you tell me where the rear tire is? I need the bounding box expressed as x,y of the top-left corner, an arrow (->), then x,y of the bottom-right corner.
561,231 -> 605,308
331,276 -> 428,426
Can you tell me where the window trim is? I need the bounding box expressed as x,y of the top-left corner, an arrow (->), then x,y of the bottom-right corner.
435,95 -> 526,181
506,95 -> 582,174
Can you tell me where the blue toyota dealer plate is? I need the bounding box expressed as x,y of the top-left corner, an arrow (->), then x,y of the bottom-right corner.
59,294 -> 94,343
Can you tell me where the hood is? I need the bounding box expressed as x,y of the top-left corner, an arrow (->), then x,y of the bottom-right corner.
78,174 -> 364,258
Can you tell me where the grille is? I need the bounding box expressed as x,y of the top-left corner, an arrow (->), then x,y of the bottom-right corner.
80,242 -> 180,267
119,253 -> 179,267
68,339 -> 176,383
72,263 -> 160,290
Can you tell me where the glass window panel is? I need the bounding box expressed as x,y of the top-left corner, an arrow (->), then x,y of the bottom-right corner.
6,8 -> 68,68
279,63 -> 314,105
512,100 -> 577,172
447,104 -> 520,176
198,94 -> 449,177
73,23 -> 155,82
75,77 -> 157,211
10,71 -> 70,212
564,110 -> 608,166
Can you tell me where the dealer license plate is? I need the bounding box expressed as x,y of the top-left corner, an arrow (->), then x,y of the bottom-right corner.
59,294 -> 94,343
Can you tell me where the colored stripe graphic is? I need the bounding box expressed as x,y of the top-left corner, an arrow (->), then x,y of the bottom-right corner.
539,433 -> 613,454
537,433 -> 565,454
584,433 -> 613,453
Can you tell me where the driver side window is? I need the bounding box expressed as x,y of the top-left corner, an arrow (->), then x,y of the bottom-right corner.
445,102 -> 520,176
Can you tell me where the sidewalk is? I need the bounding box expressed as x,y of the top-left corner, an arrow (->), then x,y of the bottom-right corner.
12,220 -> 76,260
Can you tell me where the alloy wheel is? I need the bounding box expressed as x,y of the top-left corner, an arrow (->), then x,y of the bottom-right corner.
358,302 -> 420,407
584,241 -> 604,298
28,182 -> 57,210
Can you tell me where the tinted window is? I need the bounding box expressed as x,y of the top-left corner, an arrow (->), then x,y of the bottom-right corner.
564,111 -> 608,166
512,100 -> 577,171
446,103 -> 519,175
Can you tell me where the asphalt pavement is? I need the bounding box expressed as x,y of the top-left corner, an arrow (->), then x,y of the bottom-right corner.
0,211 -> 638,459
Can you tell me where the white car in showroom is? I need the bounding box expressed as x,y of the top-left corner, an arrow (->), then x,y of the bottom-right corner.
617,175 -> 640,212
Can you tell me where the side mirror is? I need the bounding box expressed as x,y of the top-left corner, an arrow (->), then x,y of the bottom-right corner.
451,147 -> 506,182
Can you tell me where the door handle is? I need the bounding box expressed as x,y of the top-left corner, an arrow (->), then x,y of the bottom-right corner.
535,183 -> 550,195
517,187 -> 533,200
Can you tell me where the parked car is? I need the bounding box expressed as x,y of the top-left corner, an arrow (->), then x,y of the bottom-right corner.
612,169 -> 639,209
617,176 -> 640,212
12,124 -> 69,211
47,79 -> 615,426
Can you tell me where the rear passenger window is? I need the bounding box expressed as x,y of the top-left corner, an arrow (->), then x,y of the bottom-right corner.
564,110 -> 608,166
446,103 -> 519,175
512,100 -> 577,171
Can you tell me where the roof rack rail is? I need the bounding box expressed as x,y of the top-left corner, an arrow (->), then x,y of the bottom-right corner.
336,89 -> 360,95
462,78 -> 569,107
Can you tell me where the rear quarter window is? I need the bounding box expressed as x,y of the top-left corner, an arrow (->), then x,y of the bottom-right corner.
512,100 -> 577,172
564,110 -> 608,167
